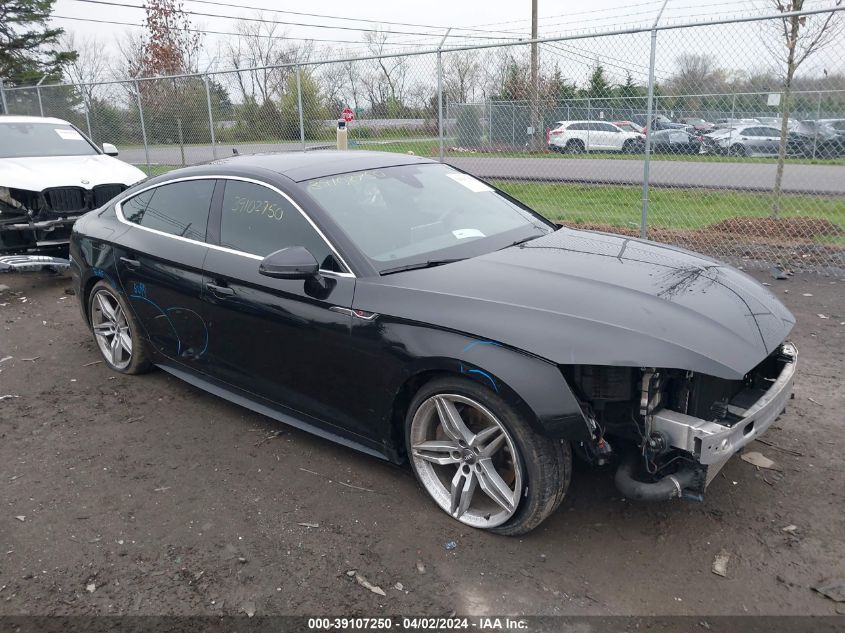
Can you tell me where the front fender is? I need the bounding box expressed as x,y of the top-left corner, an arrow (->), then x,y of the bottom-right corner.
349,318 -> 593,449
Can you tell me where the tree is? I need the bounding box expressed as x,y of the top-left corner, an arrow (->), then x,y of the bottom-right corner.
766,0 -> 843,219
584,63 -> 612,99
225,16 -> 309,104
363,29 -> 408,115
617,71 -> 644,109
0,0 -> 76,90
279,69 -> 324,140
444,51 -> 480,103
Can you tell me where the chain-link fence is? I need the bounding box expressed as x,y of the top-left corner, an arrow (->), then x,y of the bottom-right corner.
2,7 -> 844,272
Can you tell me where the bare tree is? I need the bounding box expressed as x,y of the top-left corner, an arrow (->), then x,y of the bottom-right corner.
765,0 -> 843,218
61,33 -> 109,105
225,16 -> 307,104
444,50 -> 481,103
364,29 -> 408,115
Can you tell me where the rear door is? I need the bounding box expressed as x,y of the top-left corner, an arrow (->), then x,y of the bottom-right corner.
114,178 -> 217,366
598,122 -> 623,150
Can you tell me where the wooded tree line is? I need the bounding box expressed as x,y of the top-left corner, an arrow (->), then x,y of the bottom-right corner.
2,0 -> 843,149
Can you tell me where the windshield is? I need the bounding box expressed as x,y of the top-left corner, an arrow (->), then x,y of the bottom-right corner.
0,122 -> 99,158
304,163 -> 553,272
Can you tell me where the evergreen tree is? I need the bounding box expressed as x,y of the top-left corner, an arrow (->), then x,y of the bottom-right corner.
0,0 -> 77,88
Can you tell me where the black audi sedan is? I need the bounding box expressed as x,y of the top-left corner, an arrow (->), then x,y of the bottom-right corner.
70,151 -> 797,534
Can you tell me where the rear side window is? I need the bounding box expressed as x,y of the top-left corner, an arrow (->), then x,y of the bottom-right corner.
122,179 -> 214,242
219,180 -> 340,271
567,123 -> 586,131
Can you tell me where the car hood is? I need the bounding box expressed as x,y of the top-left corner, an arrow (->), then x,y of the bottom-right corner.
355,229 -> 795,379
0,154 -> 146,191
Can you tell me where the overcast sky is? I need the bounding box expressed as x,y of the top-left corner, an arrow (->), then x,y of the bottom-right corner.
48,0 -> 844,85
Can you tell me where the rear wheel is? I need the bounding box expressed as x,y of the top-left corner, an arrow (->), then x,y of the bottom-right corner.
565,140 -> 585,154
88,281 -> 152,374
406,377 -> 571,535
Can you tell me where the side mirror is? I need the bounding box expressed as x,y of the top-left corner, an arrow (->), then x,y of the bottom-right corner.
259,246 -> 319,280
102,143 -> 119,156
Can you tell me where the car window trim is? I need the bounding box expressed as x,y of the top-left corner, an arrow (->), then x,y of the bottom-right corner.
114,174 -> 355,278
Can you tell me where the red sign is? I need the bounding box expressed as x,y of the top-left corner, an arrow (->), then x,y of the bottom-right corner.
341,107 -> 354,123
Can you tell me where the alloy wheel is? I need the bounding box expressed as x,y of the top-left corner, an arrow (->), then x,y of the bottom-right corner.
91,289 -> 133,370
410,394 -> 524,528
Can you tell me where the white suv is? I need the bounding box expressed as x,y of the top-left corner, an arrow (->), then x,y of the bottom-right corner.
548,120 -> 644,154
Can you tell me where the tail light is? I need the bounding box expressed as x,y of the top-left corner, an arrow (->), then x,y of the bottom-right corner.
550,130 -> 564,137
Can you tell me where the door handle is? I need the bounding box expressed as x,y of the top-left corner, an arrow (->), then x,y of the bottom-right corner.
206,282 -> 234,297
120,256 -> 140,268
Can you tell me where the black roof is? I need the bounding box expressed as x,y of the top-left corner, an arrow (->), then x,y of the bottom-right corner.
209,150 -> 436,182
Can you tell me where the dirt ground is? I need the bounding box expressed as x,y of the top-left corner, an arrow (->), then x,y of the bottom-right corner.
0,267 -> 843,618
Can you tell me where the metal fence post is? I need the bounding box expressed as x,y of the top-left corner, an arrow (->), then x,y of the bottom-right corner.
812,91 -> 822,159
586,97 -> 591,153
204,75 -> 218,159
640,0 -> 670,240
436,29 -> 450,163
437,51 -> 444,162
36,87 -> 44,116
729,92 -> 736,146
296,66 -> 305,150
83,95 -> 93,141
134,80 -> 152,176
0,79 -> 7,115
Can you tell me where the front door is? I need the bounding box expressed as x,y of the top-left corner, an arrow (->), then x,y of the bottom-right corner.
199,178 -> 369,438
114,178 -> 217,366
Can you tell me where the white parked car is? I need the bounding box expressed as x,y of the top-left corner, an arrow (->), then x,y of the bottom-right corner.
0,116 -> 146,259
548,120 -> 644,153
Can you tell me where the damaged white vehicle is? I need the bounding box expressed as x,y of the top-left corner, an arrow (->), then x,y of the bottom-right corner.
0,116 -> 146,270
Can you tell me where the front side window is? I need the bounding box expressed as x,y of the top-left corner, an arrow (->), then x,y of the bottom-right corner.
304,164 -> 553,271
219,180 -> 339,271
122,179 -> 213,242
0,122 -> 99,158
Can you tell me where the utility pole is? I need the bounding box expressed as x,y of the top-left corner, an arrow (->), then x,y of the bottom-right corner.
530,0 -> 540,150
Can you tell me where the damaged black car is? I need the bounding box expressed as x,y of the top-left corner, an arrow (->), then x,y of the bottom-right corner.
69,151 -> 796,535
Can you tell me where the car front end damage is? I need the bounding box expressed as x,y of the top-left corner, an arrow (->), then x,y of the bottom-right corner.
567,342 -> 797,501
0,184 -> 127,265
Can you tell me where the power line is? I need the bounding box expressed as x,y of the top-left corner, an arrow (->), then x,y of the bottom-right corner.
62,0 -> 527,41
178,0 -> 519,36
50,14 -> 440,46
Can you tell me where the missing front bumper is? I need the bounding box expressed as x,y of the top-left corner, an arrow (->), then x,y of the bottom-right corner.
651,342 -> 797,469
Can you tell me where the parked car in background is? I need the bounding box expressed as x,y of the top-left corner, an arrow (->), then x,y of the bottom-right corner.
649,129 -> 704,155
713,118 -> 760,129
817,118 -> 845,133
630,114 -> 686,132
700,124 -> 805,157
678,117 -> 714,132
548,120 -> 644,153
0,116 -> 145,258
788,121 -> 845,159
613,120 -> 645,134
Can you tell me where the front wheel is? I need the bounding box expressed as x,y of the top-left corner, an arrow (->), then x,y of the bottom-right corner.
405,377 -> 571,535
729,143 -> 746,157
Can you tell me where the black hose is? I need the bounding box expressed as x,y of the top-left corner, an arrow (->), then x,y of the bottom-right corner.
614,455 -> 699,502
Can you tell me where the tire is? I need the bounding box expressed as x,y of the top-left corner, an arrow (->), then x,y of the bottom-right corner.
87,280 -> 153,375
729,143 -> 746,157
405,376 -> 571,535
622,139 -> 637,154
565,140 -> 584,155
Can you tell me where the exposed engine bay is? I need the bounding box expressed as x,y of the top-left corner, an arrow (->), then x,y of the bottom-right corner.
564,342 -> 798,501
